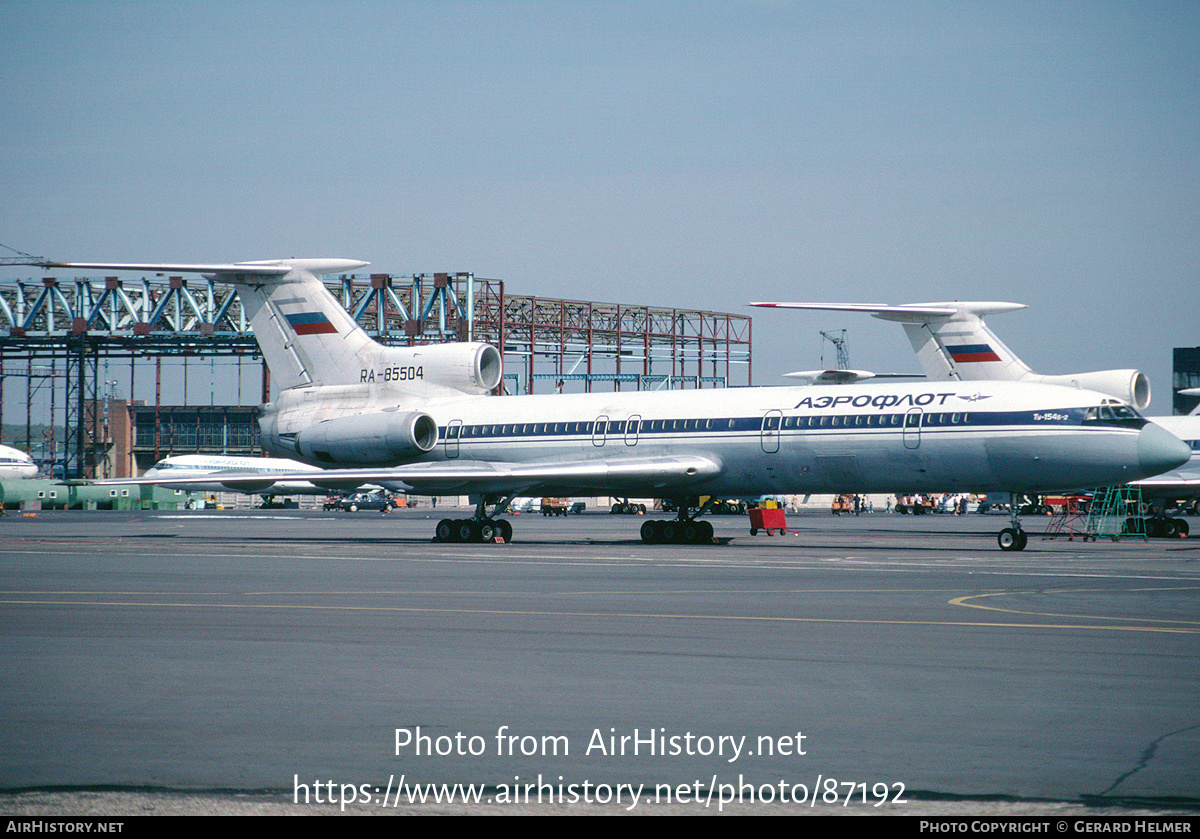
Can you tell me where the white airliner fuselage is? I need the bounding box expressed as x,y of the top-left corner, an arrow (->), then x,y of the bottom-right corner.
0,444 -> 38,479
261,377 -> 1180,500
33,258 -> 1191,549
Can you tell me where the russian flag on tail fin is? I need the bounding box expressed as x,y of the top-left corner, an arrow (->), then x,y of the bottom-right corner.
285,312 -> 339,335
946,344 -> 1002,363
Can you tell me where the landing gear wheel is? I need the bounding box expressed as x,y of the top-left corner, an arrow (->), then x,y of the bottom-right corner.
698,520 -> 714,542
641,520 -> 658,543
456,519 -> 479,543
496,519 -> 513,542
478,521 -> 495,543
436,518 -> 455,542
998,527 -> 1027,551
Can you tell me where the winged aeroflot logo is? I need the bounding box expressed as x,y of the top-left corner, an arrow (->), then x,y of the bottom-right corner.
957,392 -> 992,403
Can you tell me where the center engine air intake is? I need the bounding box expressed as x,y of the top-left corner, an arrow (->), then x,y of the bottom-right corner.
369,342 -> 502,395
294,410 -> 439,466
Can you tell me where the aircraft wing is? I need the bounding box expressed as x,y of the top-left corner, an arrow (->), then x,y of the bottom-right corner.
80,455 -> 723,497
1133,464 -> 1200,500
1153,415 -> 1200,440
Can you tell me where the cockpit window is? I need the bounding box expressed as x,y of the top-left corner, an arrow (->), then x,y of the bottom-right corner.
1082,401 -> 1147,429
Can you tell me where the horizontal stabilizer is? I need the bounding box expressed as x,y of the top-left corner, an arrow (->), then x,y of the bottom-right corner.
31,258 -> 368,277
783,369 -> 877,384
750,301 -> 1026,323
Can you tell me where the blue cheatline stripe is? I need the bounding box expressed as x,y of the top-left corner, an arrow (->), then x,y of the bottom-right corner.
437,409 -> 1111,440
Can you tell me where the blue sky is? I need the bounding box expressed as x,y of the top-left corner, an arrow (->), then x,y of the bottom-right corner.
2,1 -> 1198,414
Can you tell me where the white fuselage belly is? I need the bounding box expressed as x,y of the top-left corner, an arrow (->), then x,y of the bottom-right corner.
263,380 -> 1148,497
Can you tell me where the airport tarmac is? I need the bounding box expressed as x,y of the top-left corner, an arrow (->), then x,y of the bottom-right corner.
1,507 -> 1198,816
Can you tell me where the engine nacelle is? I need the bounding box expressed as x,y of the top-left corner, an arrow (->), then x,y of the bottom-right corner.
294,410 -> 439,466
1033,370 -> 1150,411
367,342 -> 503,395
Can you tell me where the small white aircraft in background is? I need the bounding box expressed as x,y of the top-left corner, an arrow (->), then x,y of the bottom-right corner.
28,259 -> 1190,550
0,444 -> 38,479
143,454 -> 388,499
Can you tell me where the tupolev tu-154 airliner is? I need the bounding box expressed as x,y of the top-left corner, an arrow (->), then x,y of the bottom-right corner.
34,258 -> 1190,550
750,298 -> 1200,531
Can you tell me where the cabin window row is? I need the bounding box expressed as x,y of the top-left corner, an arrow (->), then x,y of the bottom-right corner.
442,412 -> 976,439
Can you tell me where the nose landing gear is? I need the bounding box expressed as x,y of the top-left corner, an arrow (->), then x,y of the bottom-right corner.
997,495 -> 1028,550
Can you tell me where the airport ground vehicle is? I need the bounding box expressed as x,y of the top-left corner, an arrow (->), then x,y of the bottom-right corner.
663,496 -> 747,515
1043,494 -> 1091,515
541,497 -> 568,516
894,494 -> 933,515
335,491 -> 398,512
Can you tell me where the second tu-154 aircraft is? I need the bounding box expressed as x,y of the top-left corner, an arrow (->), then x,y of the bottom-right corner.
750,298 -> 1200,527
35,257 -> 1190,550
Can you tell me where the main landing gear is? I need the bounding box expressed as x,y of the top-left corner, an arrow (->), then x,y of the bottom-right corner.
435,516 -> 513,543
434,494 -> 516,544
997,494 -> 1028,551
640,497 -> 716,545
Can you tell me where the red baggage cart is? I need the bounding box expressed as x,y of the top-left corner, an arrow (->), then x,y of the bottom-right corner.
748,507 -> 787,535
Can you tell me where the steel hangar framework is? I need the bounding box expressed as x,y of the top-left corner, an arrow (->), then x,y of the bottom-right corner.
0,269 -> 752,478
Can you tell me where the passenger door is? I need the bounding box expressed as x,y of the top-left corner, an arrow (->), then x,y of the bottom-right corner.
903,408 -> 923,450
761,409 -> 782,454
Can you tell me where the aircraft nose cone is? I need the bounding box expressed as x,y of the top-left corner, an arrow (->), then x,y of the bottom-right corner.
1138,423 -> 1192,478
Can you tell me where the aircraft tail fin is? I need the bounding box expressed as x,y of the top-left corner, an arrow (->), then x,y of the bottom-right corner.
880,302 -> 1032,382
829,302 -> 1149,408
749,301 -> 1030,381
34,258 -> 372,391
751,300 -> 1150,409
33,258 -> 502,398
220,259 -> 380,392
